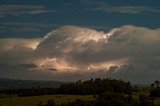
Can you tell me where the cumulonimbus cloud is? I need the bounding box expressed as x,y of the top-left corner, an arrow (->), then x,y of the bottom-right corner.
0,25 -> 160,83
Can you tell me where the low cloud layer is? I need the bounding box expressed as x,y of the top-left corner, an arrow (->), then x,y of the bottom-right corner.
0,25 -> 160,83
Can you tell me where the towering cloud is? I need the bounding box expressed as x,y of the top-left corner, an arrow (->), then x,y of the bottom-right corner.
0,25 -> 160,83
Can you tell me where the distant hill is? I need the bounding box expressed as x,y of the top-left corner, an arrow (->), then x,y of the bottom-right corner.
0,78 -> 66,90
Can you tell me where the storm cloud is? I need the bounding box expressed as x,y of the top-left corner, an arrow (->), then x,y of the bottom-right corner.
0,25 -> 160,83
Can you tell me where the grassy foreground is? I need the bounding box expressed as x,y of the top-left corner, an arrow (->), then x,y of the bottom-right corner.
0,95 -> 93,106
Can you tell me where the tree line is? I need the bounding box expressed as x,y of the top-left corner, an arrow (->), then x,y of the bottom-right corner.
56,78 -> 133,95
1,78 -> 160,106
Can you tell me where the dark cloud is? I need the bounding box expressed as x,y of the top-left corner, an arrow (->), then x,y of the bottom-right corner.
0,4 -> 56,17
92,5 -> 160,14
81,0 -> 160,14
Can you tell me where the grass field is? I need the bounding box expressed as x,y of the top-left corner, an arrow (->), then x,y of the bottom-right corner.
0,95 -> 94,106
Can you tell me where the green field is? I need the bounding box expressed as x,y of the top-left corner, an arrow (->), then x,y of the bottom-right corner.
0,95 -> 94,106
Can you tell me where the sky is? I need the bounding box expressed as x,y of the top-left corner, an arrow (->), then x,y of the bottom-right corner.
0,0 -> 160,84
1,0 -> 160,38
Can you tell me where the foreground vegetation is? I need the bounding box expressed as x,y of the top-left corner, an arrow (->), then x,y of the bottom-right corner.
0,95 -> 93,106
0,78 -> 160,106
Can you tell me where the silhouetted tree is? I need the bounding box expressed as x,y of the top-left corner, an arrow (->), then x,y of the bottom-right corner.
150,83 -> 154,88
154,80 -> 159,87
